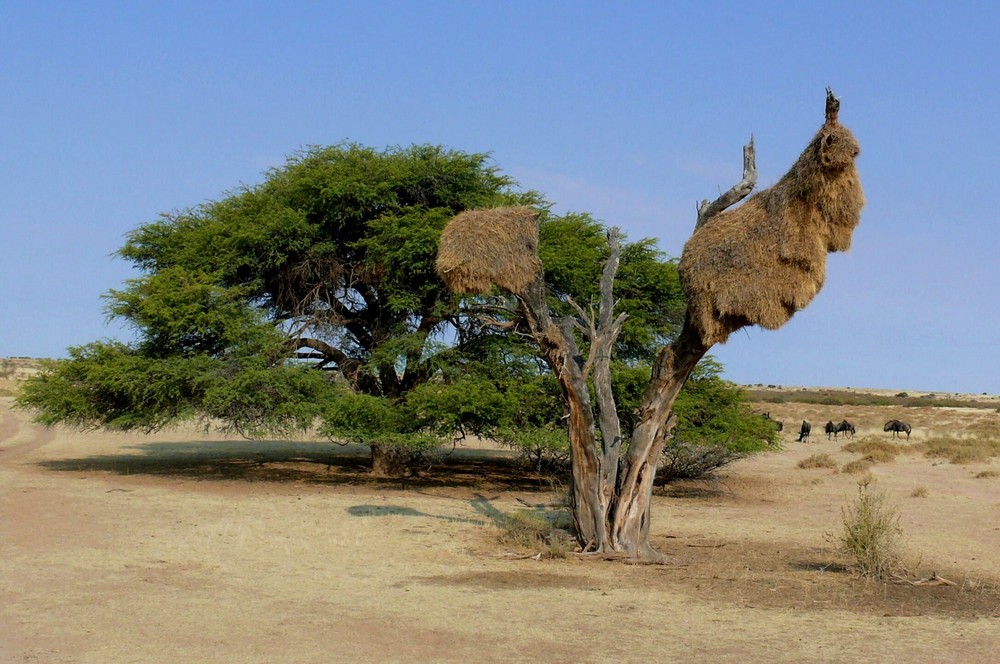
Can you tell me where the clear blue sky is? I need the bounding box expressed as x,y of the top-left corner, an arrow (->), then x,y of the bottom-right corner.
2,2 -> 998,394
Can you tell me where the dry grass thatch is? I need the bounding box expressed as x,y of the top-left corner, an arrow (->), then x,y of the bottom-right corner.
678,90 -> 865,346
436,206 -> 542,296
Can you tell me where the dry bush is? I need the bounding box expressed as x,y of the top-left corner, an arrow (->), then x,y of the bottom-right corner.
841,459 -> 873,475
436,206 -> 542,295
497,509 -> 574,558
842,437 -> 905,463
831,480 -> 904,581
910,486 -> 929,498
678,90 -> 864,346
797,453 -> 838,470
974,469 -> 999,479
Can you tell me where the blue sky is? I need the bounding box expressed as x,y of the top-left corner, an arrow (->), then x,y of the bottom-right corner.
2,2 -> 998,394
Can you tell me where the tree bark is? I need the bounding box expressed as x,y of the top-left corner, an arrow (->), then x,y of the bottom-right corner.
515,277 -> 606,551
609,321 -> 708,557
370,443 -> 414,477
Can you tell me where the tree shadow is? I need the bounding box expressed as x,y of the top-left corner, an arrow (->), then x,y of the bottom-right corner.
346,503 -> 488,525
36,439 -> 562,492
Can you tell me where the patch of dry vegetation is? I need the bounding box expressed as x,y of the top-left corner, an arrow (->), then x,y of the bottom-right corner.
920,435 -> 1000,465
748,387 -> 998,410
830,480 -> 904,581
496,509 -> 574,558
841,459 -> 874,475
842,437 -> 908,463
797,453 -> 838,470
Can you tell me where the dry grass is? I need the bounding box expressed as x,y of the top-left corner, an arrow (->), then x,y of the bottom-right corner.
496,509 -> 574,558
678,91 -> 863,346
921,434 -> 1000,464
910,486 -> 929,498
974,469 -> 999,479
749,388 -> 999,410
797,453 -> 838,470
842,437 -> 907,463
436,206 -> 542,296
841,459 -> 874,475
831,480 -> 904,581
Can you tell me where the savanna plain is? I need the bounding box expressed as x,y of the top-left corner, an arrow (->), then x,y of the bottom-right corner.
2,361 -> 999,663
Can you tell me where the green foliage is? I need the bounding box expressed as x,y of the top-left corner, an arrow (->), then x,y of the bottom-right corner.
656,359 -> 781,481
539,212 -> 685,361
16,343 -> 327,437
20,143 -> 541,453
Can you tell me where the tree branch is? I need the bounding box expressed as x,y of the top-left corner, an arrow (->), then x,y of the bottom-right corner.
695,136 -> 757,229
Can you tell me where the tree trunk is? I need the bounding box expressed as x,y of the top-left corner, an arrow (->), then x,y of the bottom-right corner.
516,278 -> 606,551
370,443 -> 414,477
609,320 -> 708,558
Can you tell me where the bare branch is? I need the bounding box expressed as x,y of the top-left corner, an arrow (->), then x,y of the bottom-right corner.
476,316 -> 518,330
825,87 -> 840,125
695,135 -> 757,229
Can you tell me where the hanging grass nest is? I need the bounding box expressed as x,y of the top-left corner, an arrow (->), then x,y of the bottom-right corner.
436,205 -> 543,296
679,89 -> 865,346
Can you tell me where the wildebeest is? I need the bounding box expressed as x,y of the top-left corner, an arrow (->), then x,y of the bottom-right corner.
884,419 -> 912,439
836,420 -> 856,438
797,420 -> 811,442
824,420 -> 837,439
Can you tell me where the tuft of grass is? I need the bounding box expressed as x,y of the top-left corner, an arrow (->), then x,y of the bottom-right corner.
974,470 -> 999,479
497,509 -> 574,558
842,438 -> 905,464
830,480 -> 904,581
841,459 -> 873,475
921,434 -> 1000,464
910,486 -> 929,498
797,453 -> 838,470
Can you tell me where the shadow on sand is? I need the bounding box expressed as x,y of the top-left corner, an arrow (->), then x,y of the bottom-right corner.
37,439 -> 558,492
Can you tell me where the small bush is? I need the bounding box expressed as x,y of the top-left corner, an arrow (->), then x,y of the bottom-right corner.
497,509 -> 574,558
798,453 -> 838,470
975,470 -> 1000,479
841,459 -> 873,475
910,486 -> 929,498
831,480 -> 903,580
842,438 -> 904,463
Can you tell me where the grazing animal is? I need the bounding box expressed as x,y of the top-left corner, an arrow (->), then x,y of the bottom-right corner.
762,412 -> 784,431
797,420 -> 812,442
836,420 -> 856,439
884,419 -> 912,439
824,420 -> 837,439
678,89 -> 865,346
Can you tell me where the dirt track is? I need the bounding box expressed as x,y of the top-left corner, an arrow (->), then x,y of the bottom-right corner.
2,396 -> 999,663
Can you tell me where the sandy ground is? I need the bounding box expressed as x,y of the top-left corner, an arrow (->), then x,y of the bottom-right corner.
2,394 -> 999,663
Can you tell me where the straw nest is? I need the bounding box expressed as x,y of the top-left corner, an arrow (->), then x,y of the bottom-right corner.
679,105 -> 865,346
436,206 -> 543,295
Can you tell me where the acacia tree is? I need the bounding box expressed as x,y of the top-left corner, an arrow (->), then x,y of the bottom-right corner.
17,144 -> 695,477
20,144 -> 540,472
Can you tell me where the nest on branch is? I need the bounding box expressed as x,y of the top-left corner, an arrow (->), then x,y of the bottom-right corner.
679,89 -> 865,346
436,205 -> 542,296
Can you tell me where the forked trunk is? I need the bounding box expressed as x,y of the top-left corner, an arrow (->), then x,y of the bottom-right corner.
609,321 -> 708,557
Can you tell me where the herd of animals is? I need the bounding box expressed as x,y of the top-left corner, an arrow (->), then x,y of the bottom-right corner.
761,413 -> 913,442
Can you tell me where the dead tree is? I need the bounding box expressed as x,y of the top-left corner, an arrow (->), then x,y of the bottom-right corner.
437,88 -> 864,559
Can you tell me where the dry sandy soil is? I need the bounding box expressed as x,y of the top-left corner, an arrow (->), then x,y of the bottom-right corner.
2,387 -> 999,663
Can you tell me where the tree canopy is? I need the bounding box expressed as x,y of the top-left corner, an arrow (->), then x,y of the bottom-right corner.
19,143 -> 711,469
